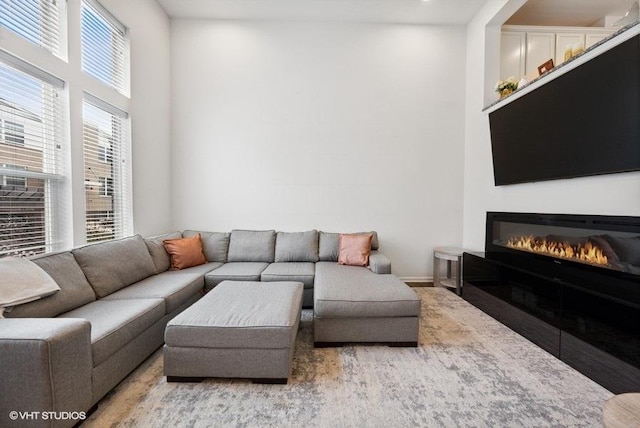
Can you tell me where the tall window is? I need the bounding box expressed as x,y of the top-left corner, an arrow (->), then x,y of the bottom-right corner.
81,0 -> 127,93
83,98 -> 130,243
0,0 -> 63,57
0,58 -> 65,257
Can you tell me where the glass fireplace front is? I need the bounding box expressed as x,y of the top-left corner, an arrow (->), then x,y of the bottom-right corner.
487,213 -> 640,275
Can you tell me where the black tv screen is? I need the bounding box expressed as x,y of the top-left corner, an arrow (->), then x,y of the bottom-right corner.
489,34 -> 640,186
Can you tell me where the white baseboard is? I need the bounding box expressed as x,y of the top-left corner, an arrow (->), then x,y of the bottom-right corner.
399,277 -> 432,283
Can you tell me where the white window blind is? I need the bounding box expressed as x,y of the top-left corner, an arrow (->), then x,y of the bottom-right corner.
0,58 -> 65,257
81,0 -> 127,93
83,97 -> 130,243
0,0 -> 62,56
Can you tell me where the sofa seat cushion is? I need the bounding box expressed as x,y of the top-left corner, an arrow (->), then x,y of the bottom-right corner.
59,298 -> 165,366
204,262 -> 269,289
165,281 -> 303,349
314,262 -> 420,319
261,262 -> 315,289
72,235 -> 157,298
102,273 -> 203,313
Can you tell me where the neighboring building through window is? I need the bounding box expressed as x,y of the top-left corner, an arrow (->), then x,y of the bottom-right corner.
99,176 -> 113,196
97,144 -> 111,162
1,120 -> 26,145
1,164 -> 27,187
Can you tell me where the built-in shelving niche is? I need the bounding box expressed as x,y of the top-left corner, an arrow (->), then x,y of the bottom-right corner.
484,21 -> 640,114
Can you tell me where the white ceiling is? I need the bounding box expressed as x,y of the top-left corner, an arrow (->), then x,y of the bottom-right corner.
156,0 -> 490,25
506,0 -> 635,26
157,0 -> 637,26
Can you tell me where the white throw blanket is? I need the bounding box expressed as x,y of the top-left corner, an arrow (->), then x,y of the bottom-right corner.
0,257 -> 60,318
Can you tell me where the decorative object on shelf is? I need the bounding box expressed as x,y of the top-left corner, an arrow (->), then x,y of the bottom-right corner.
564,43 -> 584,62
495,76 -> 518,99
612,1 -> 639,27
517,77 -> 528,89
537,58 -> 555,75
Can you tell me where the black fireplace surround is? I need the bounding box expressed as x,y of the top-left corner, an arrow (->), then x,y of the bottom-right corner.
462,212 -> 640,393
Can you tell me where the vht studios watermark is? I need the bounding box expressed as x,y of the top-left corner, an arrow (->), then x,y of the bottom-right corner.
8,411 -> 86,422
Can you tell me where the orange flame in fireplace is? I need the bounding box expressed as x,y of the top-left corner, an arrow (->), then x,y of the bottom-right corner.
506,236 -> 609,266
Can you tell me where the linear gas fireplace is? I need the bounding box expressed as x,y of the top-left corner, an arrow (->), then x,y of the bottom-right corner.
463,212 -> 640,393
486,212 -> 640,277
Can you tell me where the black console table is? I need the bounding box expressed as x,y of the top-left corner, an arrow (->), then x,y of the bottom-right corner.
462,252 -> 640,394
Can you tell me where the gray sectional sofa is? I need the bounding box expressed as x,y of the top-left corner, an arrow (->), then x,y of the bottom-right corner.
0,228 -> 419,428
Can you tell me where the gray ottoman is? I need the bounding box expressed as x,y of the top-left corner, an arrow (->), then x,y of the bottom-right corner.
164,280 -> 303,384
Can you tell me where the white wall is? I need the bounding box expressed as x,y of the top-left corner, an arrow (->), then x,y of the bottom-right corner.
101,0 -> 172,237
170,21 -> 467,279
463,0 -> 640,251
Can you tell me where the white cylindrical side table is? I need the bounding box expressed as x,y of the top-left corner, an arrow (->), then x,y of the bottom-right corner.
433,247 -> 465,296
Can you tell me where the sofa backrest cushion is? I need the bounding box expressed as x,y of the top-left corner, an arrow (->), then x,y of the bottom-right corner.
183,230 -> 230,263
72,234 -> 157,298
145,231 -> 183,273
5,252 -> 96,318
319,231 -> 379,261
275,230 -> 319,262
227,229 -> 276,262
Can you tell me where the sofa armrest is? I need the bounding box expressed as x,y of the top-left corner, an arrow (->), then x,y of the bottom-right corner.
369,251 -> 392,274
0,318 -> 92,428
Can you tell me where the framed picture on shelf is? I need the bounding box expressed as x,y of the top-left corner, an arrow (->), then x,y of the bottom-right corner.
537,59 -> 555,75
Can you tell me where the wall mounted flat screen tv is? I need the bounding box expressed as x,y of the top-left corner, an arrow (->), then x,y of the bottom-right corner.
489,34 -> 640,186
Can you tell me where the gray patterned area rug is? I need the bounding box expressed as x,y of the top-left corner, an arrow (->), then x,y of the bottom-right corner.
84,288 -> 612,427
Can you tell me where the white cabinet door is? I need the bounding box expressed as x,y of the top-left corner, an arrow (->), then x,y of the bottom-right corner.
556,33 -> 585,65
501,31 -> 526,80
526,32 -> 556,77
586,33 -> 610,48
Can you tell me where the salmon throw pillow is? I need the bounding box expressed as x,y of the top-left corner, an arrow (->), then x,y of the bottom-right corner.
163,234 -> 206,270
338,233 -> 373,267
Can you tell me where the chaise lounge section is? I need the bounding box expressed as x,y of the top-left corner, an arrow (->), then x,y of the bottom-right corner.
314,262 -> 421,346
